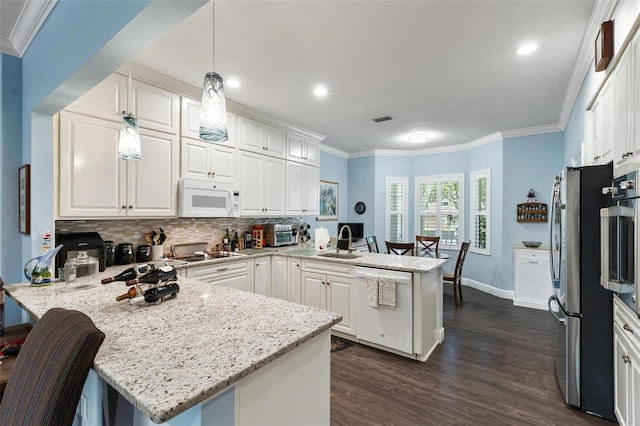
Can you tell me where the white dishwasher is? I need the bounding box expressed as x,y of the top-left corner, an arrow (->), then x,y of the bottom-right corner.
354,267 -> 413,354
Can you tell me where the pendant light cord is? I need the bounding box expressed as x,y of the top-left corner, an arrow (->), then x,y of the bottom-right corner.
128,66 -> 133,115
212,0 -> 216,71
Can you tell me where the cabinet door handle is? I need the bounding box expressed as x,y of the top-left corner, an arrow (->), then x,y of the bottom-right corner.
529,261 -> 538,264
128,205 -> 133,209
121,205 -> 127,209
623,354 -> 631,364
217,267 -> 229,272
623,323 -> 634,334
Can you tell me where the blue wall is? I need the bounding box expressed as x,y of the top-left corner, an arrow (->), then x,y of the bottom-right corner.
347,156 -> 375,237
502,131 -> 564,290
314,151 -> 349,238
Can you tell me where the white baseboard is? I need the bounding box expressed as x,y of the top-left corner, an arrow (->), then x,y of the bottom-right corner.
458,278 -> 515,300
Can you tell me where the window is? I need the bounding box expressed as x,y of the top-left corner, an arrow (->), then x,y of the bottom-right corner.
471,169 -> 490,255
415,174 -> 464,249
386,177 -> 408,243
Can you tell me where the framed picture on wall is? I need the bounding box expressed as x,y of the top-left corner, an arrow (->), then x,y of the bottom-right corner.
19,164 -> 30,235
318,180 -> 338,221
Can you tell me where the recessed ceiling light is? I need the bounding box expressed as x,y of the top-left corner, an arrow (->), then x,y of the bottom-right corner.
226,78 -> 241,88
408,133 -> 429,143
517,43 -> 538,55
313,86 -> 328,97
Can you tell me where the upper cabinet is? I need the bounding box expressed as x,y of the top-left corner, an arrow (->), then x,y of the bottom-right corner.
66,74 -> 179,135
286,132 -> 320,166
180,97 -> 237,146
589,25 -> 640,177
59,112 -> 179,218
238,116 -> 287,158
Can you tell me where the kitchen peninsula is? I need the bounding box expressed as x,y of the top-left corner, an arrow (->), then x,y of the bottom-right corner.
5,273 -> 341,425
4,249 -> 447,424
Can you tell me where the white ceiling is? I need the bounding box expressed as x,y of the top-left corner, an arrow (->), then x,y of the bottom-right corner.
2,0 -> 597,155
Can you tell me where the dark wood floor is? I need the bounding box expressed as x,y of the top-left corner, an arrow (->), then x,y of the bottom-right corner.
330,285 -> 615,425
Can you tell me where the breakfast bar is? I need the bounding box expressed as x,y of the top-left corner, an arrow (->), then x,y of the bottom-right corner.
5,273 -> 341,425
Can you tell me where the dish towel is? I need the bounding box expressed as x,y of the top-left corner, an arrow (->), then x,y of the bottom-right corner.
378,276 -> 396,309
366,275 -> 379,307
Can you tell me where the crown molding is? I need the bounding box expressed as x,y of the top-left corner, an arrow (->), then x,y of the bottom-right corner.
0,0 -> 57,57
501,123 -> 564,140
558,0 -> 617,128
320,144 -> 350,159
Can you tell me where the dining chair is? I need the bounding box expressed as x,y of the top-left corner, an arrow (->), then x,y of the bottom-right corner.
443,241 -> 471,307
385,241 -> 415,256
0,308 -> 105,426
416,236 -> 440,256
365,236 -> 379,253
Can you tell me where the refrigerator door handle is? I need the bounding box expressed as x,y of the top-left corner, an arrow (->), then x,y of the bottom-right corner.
549,295 -> 581,319
548,296 -> 565,323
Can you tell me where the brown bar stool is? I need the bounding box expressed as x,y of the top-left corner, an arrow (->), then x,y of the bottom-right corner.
443,241 -> 471,306
385,241 -> 415,256
365,236 -> 379,253
416,236 -> 440,256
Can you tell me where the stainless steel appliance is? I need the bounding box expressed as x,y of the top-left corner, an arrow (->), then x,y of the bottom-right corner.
600,170 -> 637,314
55,232 -> 106,277
547,164 -> 614,421
264,224 -> 295,247
179,179 -> 240,218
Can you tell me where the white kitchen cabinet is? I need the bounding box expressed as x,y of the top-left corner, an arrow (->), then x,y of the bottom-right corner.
286,132 -> 320,166
180,137 -> 237,184
239,151 -> 286,216
612,47 -> 633,175
66,74 -> 179,135
185,259 -> 253,293
286,162 -> 319,216
287,258 -> 302,304
180,97 -> 237,146
59,111 -> 178,218
254,256 -> 272,297
513,248 -> 551,310
586,78 -> 614,166
271,255 -> 288,301
301,260 -> 355,335
238,116 -> 286,158
613,296 -> 640,426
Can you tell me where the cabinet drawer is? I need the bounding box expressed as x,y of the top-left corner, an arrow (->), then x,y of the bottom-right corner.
302,260 -> 354,276
186,259 -> 251,279
615,296 -> 640,351
514,249 -> 548,263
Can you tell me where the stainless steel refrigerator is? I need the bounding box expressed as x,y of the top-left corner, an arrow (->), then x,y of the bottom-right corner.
548,164 -> 614,421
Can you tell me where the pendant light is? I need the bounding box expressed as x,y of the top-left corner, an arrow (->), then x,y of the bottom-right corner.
118,69 -> 141,160
199,0 -> 228,142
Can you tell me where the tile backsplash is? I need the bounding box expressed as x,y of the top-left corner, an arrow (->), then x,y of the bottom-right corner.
56,217 -> 306,255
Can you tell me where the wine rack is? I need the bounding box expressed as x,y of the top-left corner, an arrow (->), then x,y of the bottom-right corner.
517,202 -> 548,222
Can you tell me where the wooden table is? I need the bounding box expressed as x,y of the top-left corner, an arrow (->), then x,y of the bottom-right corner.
0,324 -> 32,393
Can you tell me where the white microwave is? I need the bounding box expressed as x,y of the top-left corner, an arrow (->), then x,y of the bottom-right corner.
179,180 -> 241,218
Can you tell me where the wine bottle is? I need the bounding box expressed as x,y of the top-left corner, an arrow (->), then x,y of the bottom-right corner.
144,282 -> 180,303
101,264 -> 155,284
125,265 -> 176,286
223,229 -> 231,251
115,287 -> 137,302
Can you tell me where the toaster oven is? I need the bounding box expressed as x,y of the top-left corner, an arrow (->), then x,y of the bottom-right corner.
264,224 -> 295,247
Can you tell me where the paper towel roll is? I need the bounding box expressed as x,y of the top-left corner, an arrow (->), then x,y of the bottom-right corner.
315,228 -> 330,250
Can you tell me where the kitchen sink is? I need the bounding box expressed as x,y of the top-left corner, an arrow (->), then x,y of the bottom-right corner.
317,252 -> 361,259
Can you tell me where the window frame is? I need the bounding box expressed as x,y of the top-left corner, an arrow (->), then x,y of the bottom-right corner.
385,176 -> 409,243
414,173 -> 465,250
470,168 -> 491,255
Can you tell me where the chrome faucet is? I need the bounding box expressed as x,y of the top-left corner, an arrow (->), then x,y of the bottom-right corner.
337,225 -> 353,253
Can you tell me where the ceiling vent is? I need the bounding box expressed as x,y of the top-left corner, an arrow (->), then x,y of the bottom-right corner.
372,116 -> 393,123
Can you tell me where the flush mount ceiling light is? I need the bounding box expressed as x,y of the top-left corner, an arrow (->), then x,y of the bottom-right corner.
408,133 -> 430,143
517,43 -> 538,55
313,85 -> 328,97
226,78 -> 241,88
199,0 -> 228,142
118,69 -> 141,160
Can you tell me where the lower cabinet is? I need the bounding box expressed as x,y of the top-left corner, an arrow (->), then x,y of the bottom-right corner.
287,258 -> 302,304
614,296 -> 640,426
253,257 -> 271,297
513,248 -> 551,310
185,260 -> 253,293
301,260 -> 355,335
271,255 -> 288,301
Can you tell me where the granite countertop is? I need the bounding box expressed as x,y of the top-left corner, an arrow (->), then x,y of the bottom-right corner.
5,273 -> 341,423
169,246 -> 447,274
